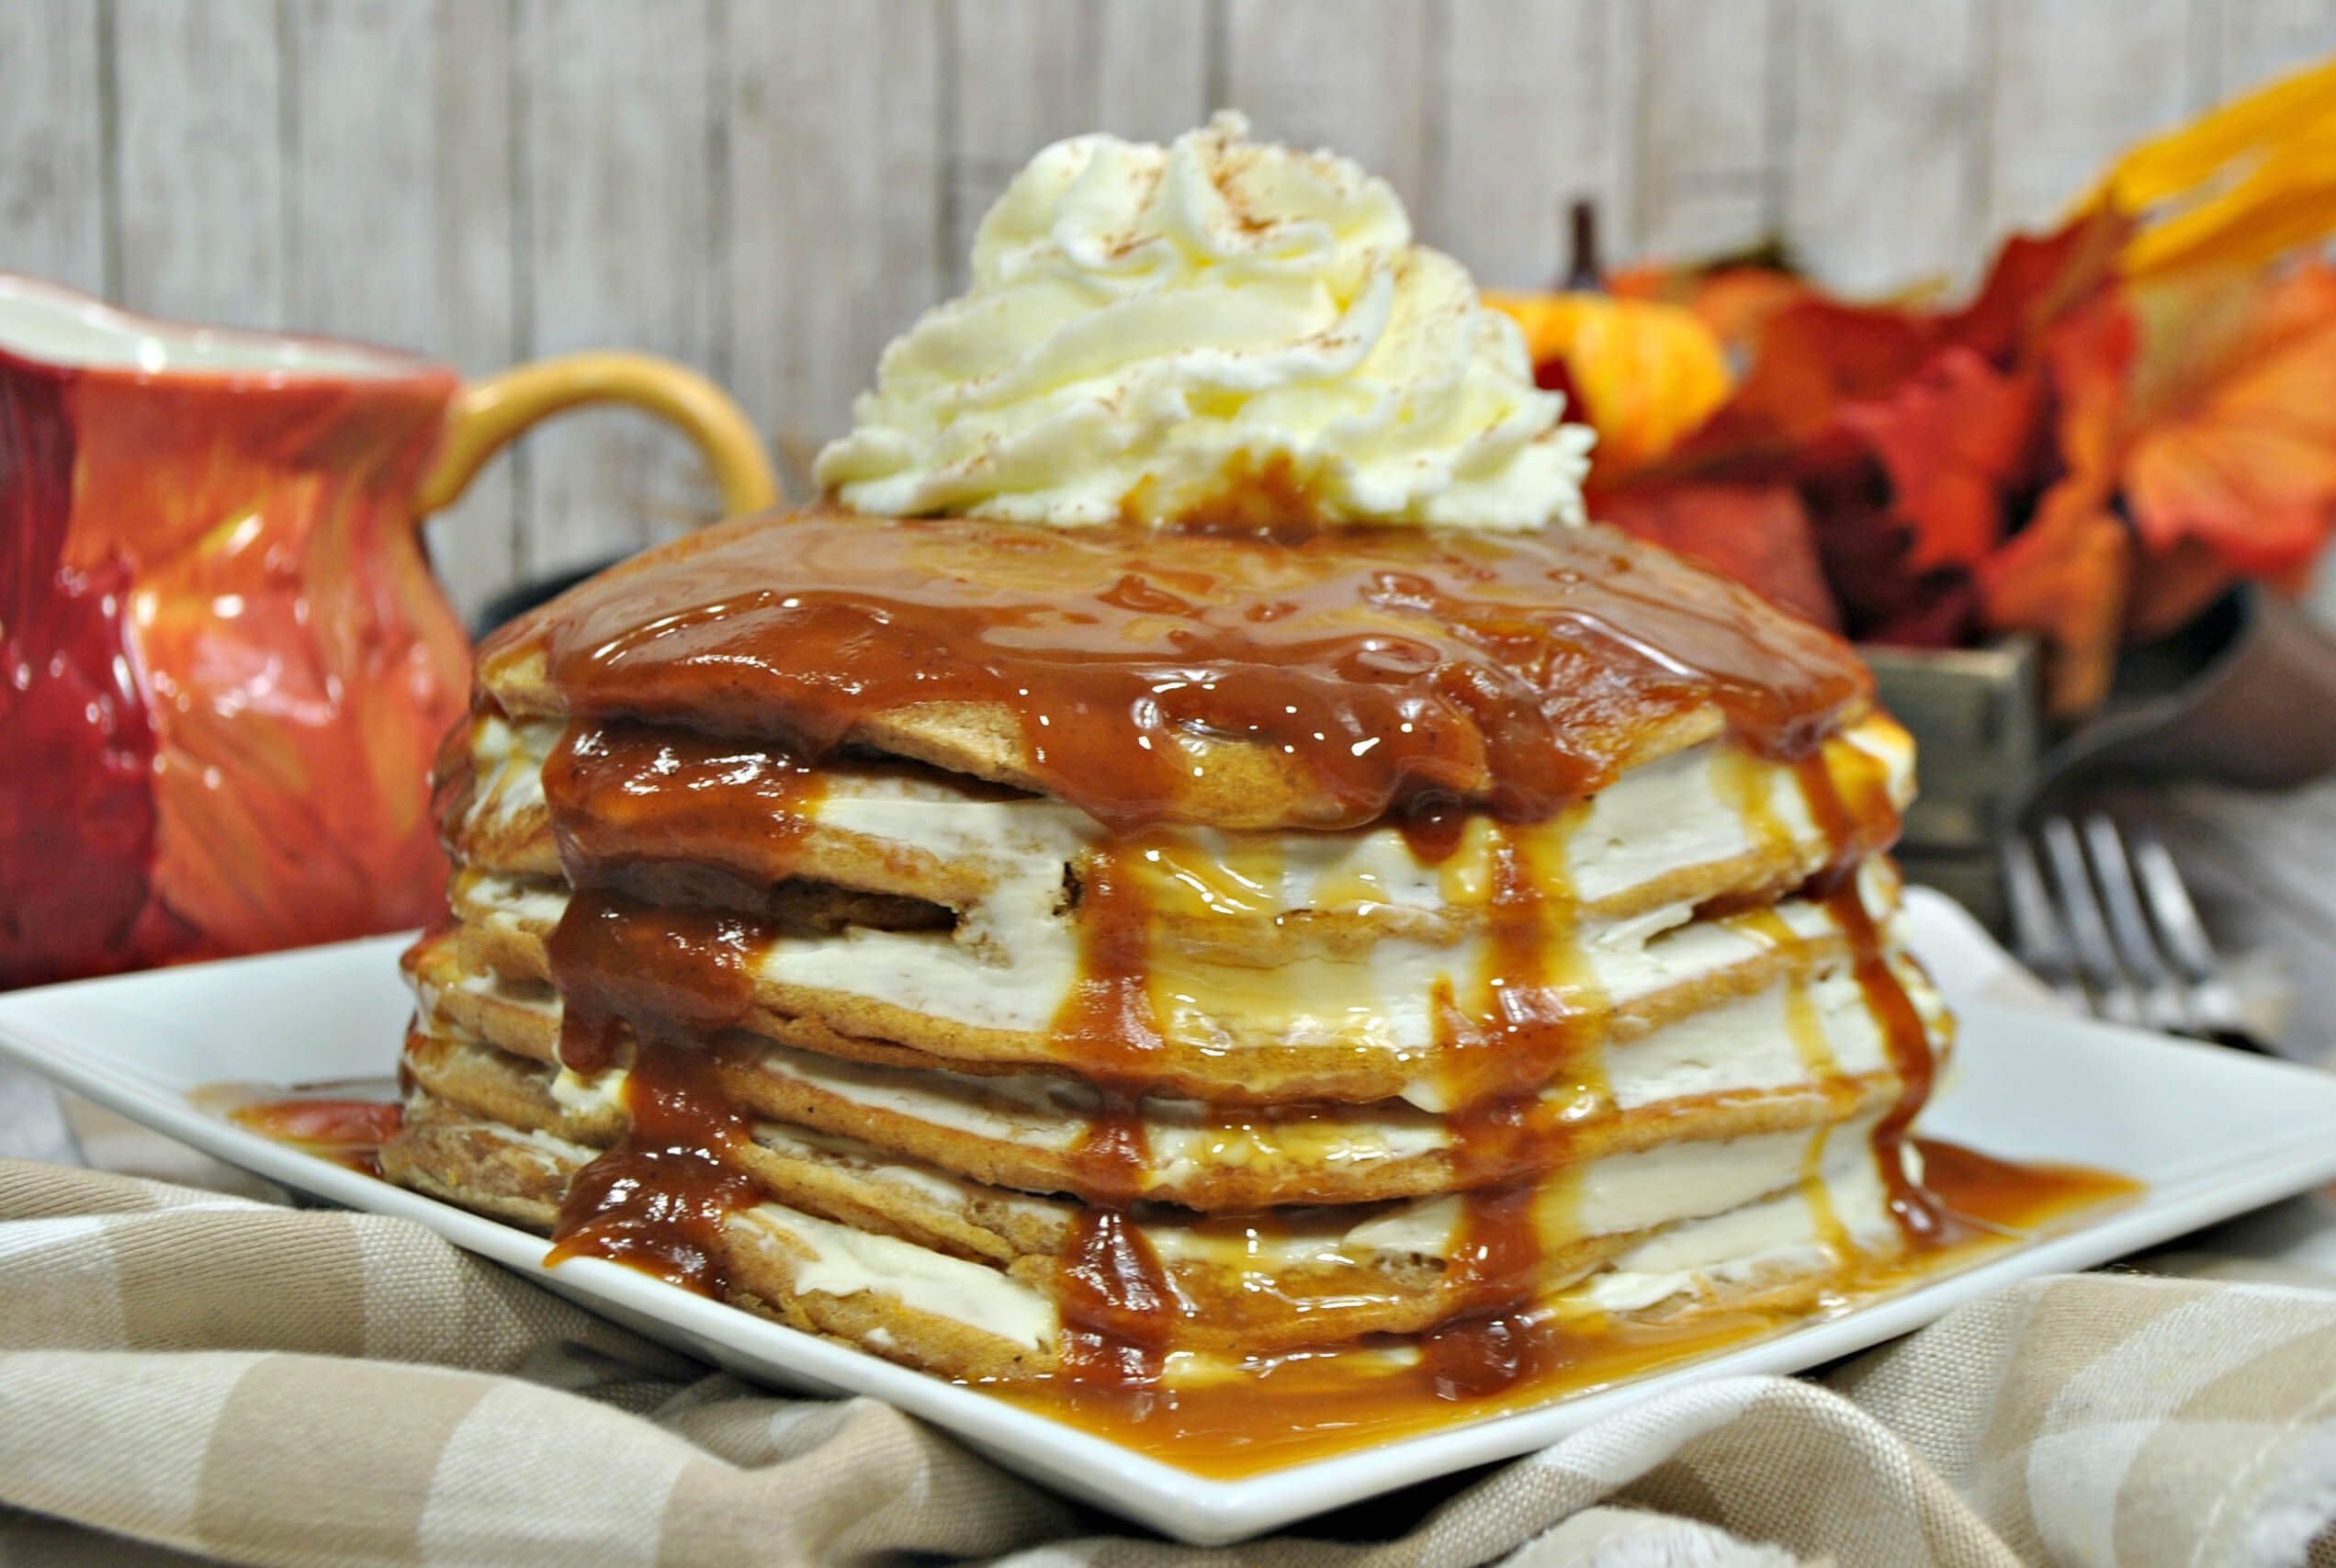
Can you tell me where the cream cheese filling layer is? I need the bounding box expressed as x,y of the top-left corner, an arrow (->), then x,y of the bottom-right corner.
731,1104 -> 1897,1276
1576,1129 -> 1897,1314
536,959 -> 1926,1185
456,855 -> 1923,1112
707,1122 -> 1900,1354
460,712 -> 1913,927
728,1201 -> 1057,1349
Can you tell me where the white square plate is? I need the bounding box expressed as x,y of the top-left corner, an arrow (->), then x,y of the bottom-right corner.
6,890 -> 2336,1545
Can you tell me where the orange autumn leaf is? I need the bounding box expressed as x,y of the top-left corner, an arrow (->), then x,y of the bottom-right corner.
2121,263 -> 2336,579
2038,286 -> 2139,484
2095,55 -> 2336,281
1960,291 -> 2135,715
1651,209 -> 2122,483
1974,475 -> 2131,718
1837,346 -> 2046,573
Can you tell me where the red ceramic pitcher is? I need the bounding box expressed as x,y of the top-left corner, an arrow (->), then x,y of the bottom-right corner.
0,275 -> 777,989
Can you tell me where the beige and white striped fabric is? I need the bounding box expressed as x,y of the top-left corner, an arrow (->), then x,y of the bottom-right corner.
4,1156 -> 2335,1568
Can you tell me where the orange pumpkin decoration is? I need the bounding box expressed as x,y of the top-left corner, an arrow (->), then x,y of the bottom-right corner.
1484,288 -> 1733,483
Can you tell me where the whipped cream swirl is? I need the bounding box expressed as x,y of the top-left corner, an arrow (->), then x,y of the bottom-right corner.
814,113 -> 1592,530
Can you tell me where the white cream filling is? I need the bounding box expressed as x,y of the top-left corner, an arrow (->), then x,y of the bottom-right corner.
786,857 -> 1905,1062
501,1089 -> 1901,1349
456,857 -> 1922,1116
1582,1134 -> 1899,1314
694,964 -> 1913,1182
462,714 -> 558,834
549,1065 -> 626,1116
683,1126 -> 1898,1351
465,713 -> 1913,931
535,1064 -> 1901,1284
730,1201 -> 1057,1348
1326,1111 -> 1885,1266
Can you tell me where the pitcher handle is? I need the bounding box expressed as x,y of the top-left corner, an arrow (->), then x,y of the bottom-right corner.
417,351 -> 780,518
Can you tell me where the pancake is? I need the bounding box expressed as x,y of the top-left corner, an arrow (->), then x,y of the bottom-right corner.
398,986 -> 1919,1208
440,705 -> 1917,942
377,504 -> 1957,1404
383,1083 -> 1902,1373
467,514 -> 1874,835
425,853 -> 1923,1107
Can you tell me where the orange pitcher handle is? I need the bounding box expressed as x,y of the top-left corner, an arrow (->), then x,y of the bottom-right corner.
417,351 -> 780,518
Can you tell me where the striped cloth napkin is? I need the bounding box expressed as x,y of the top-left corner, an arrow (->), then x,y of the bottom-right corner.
4,1157 -> 2336,1566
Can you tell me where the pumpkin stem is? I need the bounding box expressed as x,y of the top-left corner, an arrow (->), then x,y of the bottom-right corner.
1563,199 -> 1603,291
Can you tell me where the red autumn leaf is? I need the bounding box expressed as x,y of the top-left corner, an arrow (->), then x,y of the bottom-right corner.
1632,209 -> 2125,488
1652,299 -> 1937,479
1975,474 -> 2131,718
1838,346 -> 2047,574
1944,204 -> 2133,367
1593,480 -> 1840,629
1798,469 -> 1978,648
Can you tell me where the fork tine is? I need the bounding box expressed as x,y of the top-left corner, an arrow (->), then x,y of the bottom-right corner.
2080,815 -> 2192,1033
2039,816 -> 2144,1027
2129,829 -> 2251,1037
2003,832 -> 2088,1013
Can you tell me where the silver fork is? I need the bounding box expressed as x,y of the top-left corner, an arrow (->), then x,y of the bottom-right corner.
2003,812 -> 2269,1050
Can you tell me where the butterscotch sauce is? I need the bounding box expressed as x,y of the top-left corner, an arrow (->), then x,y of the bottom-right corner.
1738,908 -> 1847,1089
994,1137 -> 2140,1477
498,513 -> 1874,834
1799,1124 -> 1856,1261
227,1097 -> 403,1177
1827,886 -> 1946,1244
1419,812 -> 1609,1394
1052,844 -> 1180,1396
1778,735 -> 1941,1248
545,1035 -> 761,1293
540,888 -> 765,1290
1793,742 -> 1899,892
543,720 -> 829,912
1719,747 -> 1794,868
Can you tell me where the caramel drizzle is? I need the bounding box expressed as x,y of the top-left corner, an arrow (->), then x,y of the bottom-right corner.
1791,748 -> 1939,1244
1798,1123 -> 1856,1264
536,719 -> 827,1292
1792,743 -> 1900,893
1051,845 -> 1180,1397
1830,886 -> 1944,1242
543,719 -> 828,912
1423,812 -> 1608,1397
513,514 -> 1876,836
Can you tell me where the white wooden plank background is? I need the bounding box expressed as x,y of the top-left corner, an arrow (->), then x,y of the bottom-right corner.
0,1 -> 107,295
5,0 -> 2334,618
517,0 -> 725,579
112,0 -> 287,327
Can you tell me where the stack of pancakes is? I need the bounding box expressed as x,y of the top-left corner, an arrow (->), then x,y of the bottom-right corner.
386,510 -> 1947,1389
